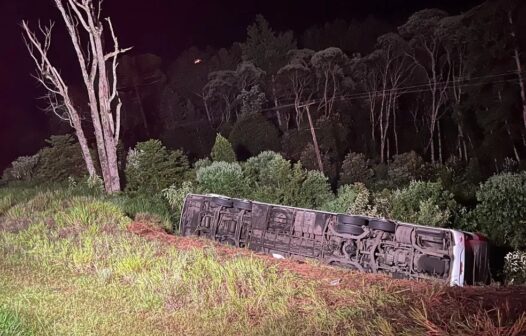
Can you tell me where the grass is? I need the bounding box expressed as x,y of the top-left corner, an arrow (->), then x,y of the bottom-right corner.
0,305 -> 33,336
0,185 -> 525,335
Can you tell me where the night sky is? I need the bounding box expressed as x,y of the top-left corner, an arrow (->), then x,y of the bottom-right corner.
0,0 -> 482,171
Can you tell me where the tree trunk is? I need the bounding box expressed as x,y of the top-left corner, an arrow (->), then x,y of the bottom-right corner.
430,129 -> 435,165
508,11 -> 526,131
305,104 -> 324,173
505,120 -> 521,162
392,99 -> 399,155
439,126 -> 443,165
271,75 -> 283,129
133,85 -> 149,136
70,107 -> 97,178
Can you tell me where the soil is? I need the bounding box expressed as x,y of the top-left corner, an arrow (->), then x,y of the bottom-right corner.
128,221 -> 526,327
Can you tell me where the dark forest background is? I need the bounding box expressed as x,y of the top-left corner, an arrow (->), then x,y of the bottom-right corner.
2,0 -> 525,178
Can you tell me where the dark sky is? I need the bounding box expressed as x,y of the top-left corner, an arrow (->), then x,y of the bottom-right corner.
0,0 -> 483,171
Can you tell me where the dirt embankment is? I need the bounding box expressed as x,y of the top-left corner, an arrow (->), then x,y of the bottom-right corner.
128,221 -> 526,334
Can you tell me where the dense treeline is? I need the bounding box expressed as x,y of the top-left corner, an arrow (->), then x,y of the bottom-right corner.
107,1 -> 526,174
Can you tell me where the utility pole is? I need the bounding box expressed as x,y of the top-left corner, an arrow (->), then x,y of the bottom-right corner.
299,101 -> 324,173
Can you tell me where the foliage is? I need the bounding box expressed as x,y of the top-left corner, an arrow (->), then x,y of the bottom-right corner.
125,139 -> 190,194
7,155 -> 39,181
340,152 -> 374,186
389,181 -> 459,227
504,251 -> 526,285
291,168 -> 334,209
229,113 -> 281,158
162,181 -> 195,230
242,151 -> 333,208
237,85 -> 266,116
240,15 -> 296,74
210,134 -> 236,163
34,135 -> 90,183
471,172 -> 526,248
195,161 -> 247,197
193,158 -> 212,170
242,151 -> 293,203
299,144 -> 337,181
387,151 -> 426,187
322,184 -> 361,213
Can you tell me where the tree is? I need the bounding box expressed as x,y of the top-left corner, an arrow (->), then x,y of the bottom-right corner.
117,53 -> 165,137
310,47 -> 348,117
399,9 -> 450,164
367,34 -> 414,162
278,49 -> 315,126
437,15 -> 470,162
22,0 -> 131,193
241,15 -> 297,128
211,133 -> 236,162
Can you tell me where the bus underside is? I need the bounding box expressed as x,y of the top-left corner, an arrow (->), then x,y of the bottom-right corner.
179,194 -> 490,286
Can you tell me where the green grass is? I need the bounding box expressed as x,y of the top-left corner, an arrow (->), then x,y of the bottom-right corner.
0,186 -> 524,335
0,306 -> 33,336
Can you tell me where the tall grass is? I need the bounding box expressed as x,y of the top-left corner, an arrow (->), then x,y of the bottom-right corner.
1,187 -> 525,335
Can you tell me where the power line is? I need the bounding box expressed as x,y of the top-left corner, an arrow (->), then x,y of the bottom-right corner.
273,70 -> 523,106
260,75 -> 523,113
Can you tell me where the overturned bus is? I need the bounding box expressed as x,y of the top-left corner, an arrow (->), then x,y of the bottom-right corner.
179,193 -> 491,286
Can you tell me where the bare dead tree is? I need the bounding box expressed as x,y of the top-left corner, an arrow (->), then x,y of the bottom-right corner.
22,0 -> 131,193
22,21 -> 97,179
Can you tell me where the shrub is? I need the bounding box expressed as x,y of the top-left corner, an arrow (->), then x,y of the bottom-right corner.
504,251 -> 526,284
34,135 -> 90,182
125,139 -> 190,194
110,193 -> 173,230
340,152 -> 374,186
471,172 -> 526,248
242,152 -> 334,209
322,184 -> 361,213
229,114 -> 281,158
292,169 -> 334,209
196,161 -> 247,197
281,129 -> 311,161
299,144 -> 337,181
8,154 -> 39,181
193,158 -> 212,170
387,151 -> 425,187
243,151 -> 292,203
389,181 -> 459,227
162,181 -> 195,231
211,133 -> 236,162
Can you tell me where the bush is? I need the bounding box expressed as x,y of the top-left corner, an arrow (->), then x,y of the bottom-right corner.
299,144 -> 337,181
211,133 -> 236,162
125,139 -> 190,194
196,161 -> 247,197
471,172 -> 526,248
387,151 -> 426,187
292,168 -> 334,209
243,151 -> 292,203
8,154 -> 39,181
34,135 -> 90,182
242,152 -> 334,209
162,181 -> 195,230
109,193 -> 173,230
322,184 -> 361,213
504,251 -> 526,284
340,152 -> 374,186
389,181 -> 459,227
229,114 -> 281,158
